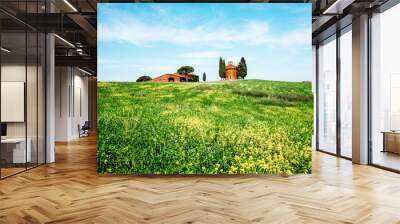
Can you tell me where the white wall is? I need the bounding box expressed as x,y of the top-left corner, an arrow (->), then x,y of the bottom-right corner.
55,66 -> 89,141
72,72 -> 89,138
55,66 -> 70,141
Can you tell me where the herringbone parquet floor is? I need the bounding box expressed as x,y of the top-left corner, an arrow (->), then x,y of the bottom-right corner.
1,135 -> 400,223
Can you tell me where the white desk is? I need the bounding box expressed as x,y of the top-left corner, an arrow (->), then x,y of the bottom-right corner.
1,138 -> 31,163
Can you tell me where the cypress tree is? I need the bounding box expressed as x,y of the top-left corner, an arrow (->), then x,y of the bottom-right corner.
222,59 -> 226,79
237,60 -> 243,79
242,57 -> 247,79
218,57 -> 226,80
203,72 -> 206,82
237,57 -> 247,79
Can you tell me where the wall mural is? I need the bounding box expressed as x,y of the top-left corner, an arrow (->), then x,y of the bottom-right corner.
97,3 -> 313,175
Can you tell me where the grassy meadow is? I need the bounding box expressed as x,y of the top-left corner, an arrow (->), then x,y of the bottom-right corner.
97,80 -> 313,175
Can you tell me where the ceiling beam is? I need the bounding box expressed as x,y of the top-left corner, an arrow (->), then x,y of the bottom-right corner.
55,55 -> 96,74
322,0 -> 356,14
67,13 -> 97,46
10,13 -> 83,32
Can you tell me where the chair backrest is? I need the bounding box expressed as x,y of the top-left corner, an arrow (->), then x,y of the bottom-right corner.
82,121 -> 90,129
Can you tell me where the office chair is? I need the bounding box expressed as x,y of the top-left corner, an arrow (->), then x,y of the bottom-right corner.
79,121 -> 90,138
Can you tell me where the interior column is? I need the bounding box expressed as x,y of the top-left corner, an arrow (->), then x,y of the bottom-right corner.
352,14 -> 369,164
45,0 -> 55,163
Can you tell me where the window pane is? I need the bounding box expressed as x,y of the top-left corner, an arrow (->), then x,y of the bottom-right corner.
318,37 -> 337,154
340,29 -> 352,158
27,31 -> 38,169
371,3 -> 400,171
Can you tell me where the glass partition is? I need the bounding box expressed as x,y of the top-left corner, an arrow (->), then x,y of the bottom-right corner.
317,35 -> 337,154
1,30 -> 28,177
0,2 -> 46,179
38,32 -> 45,165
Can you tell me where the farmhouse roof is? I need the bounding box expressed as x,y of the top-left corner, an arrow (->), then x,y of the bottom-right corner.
154,73 -> 190,78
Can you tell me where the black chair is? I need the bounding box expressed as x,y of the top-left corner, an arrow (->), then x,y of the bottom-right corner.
79,121 -> 90,138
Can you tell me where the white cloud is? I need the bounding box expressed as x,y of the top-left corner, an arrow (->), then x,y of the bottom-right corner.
98,14 -> 309,48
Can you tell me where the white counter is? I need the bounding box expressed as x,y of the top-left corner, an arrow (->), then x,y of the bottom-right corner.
1,138 -> 32,163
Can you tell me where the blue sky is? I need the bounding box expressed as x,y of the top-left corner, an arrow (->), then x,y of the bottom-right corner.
98,3 -> 312,82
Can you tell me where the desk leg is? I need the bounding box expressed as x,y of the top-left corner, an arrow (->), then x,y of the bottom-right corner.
382,133 -> 386,153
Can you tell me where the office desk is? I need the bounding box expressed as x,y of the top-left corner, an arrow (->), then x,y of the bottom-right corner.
1,138 -> 31,163
382,131 -> 400,154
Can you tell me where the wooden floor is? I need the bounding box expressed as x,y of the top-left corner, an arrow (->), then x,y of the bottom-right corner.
372,151 -> 400,171
0,167 -> 26,178
1,135 -> 400,223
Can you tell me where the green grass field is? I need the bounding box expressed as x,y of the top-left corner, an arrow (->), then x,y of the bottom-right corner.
97,80 -> 313,175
